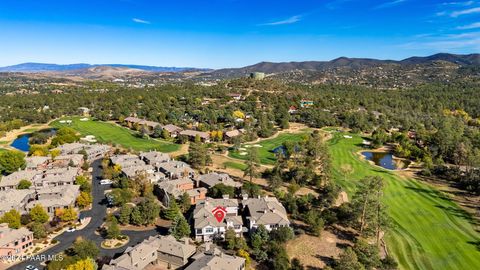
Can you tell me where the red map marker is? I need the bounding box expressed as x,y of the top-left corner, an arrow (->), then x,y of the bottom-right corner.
212,206 -> 227,223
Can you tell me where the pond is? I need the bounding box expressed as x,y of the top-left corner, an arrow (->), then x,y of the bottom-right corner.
10,129 -> 56,152
361,151 -> 410,170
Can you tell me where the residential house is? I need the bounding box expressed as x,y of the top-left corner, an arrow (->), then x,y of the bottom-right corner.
103,240 -> 158,270
102,235 -> 196,270
158,161 -> 195,180
243,196 -> 290,231
78,107 -> 91,116
157,178 -> 206,206
26,185 -> 80,215
196,173 -> 241,189
124,117 -> 160,134
140,151 -> 171,166
179,130 -> 210,143
224,129 -> 243,143
162,124 -> 183,138
193,197 -> 243,242
185,246 -> 245,270
288,106 -> 298,114
227,93 -> 242,101
0,189 -> 35,215
0,224 -> 34,257
56,143 -> 110,161
24,156 -> 49,170
0,170 -> 38,191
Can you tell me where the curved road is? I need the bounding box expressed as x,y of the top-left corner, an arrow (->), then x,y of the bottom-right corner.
10,159 -> 162,270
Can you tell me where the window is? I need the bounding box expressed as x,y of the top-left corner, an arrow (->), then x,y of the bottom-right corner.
206,228 -> 214,233
196,229 -> 202,234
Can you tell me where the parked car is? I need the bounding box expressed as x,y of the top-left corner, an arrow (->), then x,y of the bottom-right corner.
26,265 -> 39,270
100,179 -> 113,185
66,227 -> 76,232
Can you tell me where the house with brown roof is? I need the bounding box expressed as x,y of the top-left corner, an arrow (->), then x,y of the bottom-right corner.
0,224 -> 34,257
157,178 -> 206,206
179,130 -> 210,143
162,124 -> 183,138
224,129 -> 243,142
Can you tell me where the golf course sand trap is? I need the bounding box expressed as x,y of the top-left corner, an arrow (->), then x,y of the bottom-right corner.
253,144 -> 263,147
239,152 -> 247,156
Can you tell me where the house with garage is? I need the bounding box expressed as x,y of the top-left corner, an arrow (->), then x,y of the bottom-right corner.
192,197 -> 243,242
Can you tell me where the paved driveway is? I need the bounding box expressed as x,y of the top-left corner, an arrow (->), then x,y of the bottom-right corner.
10,158 -> 161,270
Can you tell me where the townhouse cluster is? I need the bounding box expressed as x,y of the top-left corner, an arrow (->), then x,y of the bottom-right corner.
110,151 -> 291,243
123,117 -> 244,143
0,143 -> 110,217
103,236 -> 246,270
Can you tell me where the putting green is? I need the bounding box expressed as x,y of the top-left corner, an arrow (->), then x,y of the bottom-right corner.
51,117 -> 179,153
329,131 -> 480,270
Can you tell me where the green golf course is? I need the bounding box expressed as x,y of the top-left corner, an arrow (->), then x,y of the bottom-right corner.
51,117 -> 180,153
328,131 -> 480,270
228,132 -> 310,165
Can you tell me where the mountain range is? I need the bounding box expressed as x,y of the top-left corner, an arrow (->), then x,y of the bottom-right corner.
0,62 -> 209,73
208,53 -> 480,78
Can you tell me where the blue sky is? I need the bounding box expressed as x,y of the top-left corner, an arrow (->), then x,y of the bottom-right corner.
0,0 -> 479,68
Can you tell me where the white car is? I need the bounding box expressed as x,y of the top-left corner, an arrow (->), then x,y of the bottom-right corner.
100,179 -> 112,185
26,265 -> 39,270
66,227 -> 76,232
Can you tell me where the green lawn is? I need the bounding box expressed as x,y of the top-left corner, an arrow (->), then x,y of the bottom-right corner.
329,132 -> 480,270
51,117 -> 180,153
223,161 -> 247,171
228,132 -> 309,165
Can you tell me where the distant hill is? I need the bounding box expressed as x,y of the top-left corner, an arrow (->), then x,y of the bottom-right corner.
0,62 -> 209,73
207,53 -> 480,78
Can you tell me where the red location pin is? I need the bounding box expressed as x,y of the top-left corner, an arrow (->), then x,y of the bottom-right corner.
212,206 -> 227,223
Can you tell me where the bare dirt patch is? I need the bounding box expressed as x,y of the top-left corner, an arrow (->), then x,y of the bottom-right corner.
286,230 -> 352,269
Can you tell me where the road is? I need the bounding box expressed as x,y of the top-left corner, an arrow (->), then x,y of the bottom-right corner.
10,158 -> 161,270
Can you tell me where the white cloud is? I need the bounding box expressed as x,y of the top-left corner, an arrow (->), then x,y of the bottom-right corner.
132,18 -> 151,24
457,22 -> 480,29
374,0 -> 407,9
260,15 -> 302,26
441,1 -> 475,6
399,31 -> 480,50
451,7 -> 480,17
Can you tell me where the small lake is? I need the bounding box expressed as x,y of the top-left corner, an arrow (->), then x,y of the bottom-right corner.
10,129 -> 56,152
362,151 -> 410,170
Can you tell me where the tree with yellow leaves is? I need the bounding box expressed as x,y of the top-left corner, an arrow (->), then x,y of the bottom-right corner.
76,191 -> 93,209
233,110 -> 245,119
66,258 -> 97,270
56,207 -> 78,223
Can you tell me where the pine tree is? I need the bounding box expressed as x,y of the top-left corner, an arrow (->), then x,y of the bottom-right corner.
163,197 -> 181,220
169,215 -> 190,240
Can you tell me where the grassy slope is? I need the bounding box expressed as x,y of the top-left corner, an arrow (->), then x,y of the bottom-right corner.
328,131 -> 480,270
223,161 -> 247,171
229,133 -> 309,165
51,117 -> 180,153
